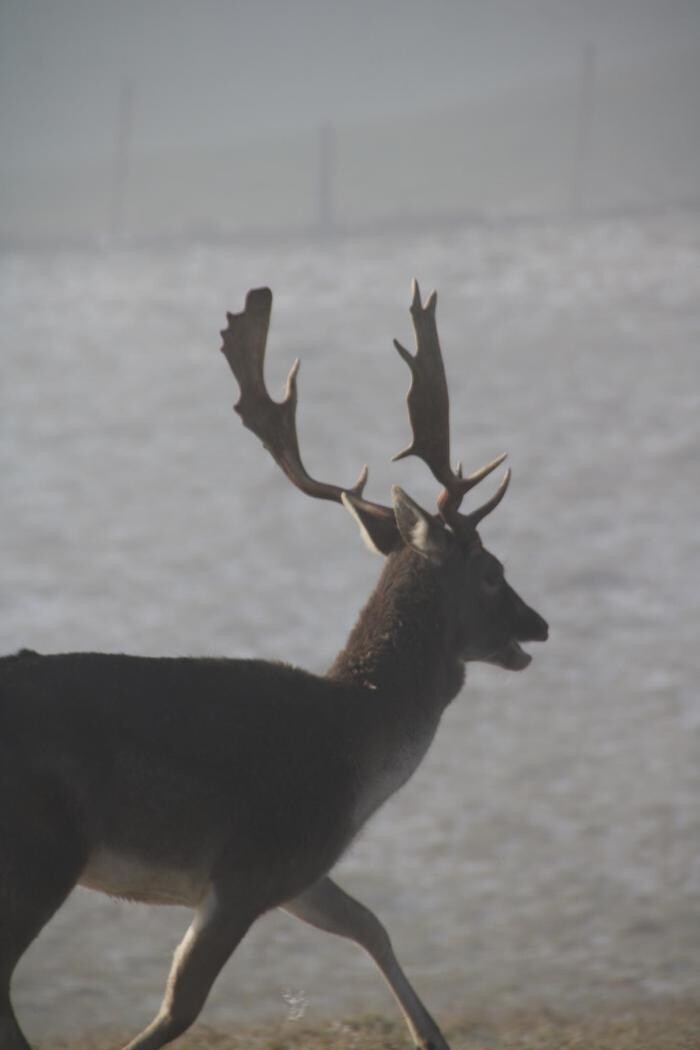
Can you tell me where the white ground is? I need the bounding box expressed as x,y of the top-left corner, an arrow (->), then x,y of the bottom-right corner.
2,213 -> 699,1038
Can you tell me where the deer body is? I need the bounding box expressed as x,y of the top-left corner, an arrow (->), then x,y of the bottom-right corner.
1,284 -> 547,1050
3,642 -> 441,911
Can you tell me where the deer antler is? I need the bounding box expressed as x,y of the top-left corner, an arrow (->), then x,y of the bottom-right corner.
220,287 -> 399,553
393,279 -> 510,530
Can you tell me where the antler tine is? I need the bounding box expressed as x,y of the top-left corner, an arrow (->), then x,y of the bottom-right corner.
393,279 -> 509,528
220,287 -> 398,551
459,467 -> 511,530
436,451 -> 508,521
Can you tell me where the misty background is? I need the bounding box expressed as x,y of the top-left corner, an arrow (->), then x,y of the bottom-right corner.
2,1 -> 700,1042
2,0 -> 700,244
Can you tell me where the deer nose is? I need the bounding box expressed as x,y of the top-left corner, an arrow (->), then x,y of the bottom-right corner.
528,611 -> 548,642
517,605 -> 548,642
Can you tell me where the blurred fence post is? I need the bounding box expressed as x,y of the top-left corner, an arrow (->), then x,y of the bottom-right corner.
316,121 -> 336,237
109,79 -> 134,241
571,41 -> 596,215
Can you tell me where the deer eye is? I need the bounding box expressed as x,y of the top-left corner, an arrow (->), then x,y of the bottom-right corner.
482,566 -> 503,591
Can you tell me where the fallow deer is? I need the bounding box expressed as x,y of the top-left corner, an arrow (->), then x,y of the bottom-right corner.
0,282 -> 547,1050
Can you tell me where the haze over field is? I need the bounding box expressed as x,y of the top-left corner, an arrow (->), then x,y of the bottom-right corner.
3,213 -> 700,1037
1,1 -> 699,241
2,1 -> 700,1044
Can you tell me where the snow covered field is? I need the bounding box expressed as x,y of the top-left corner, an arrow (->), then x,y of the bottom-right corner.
2,213 -> 699,1038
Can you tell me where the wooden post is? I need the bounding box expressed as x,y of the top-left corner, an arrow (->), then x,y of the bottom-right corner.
109,79 -> 134,241
571,42 -> 596,215
316,122 -> 335,237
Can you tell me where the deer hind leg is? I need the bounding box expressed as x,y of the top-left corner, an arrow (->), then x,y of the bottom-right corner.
122,885 -> 259,1050
0,766 -> 88,1050
283,876 -> 450,1050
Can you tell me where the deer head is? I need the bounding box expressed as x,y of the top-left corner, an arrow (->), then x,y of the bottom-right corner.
220,281 -> 547,677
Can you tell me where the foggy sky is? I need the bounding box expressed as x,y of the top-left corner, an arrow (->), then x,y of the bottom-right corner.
3,0 -> 699,169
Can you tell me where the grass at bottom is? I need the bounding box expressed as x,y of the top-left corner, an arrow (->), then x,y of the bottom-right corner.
41,1001 -> 700,1050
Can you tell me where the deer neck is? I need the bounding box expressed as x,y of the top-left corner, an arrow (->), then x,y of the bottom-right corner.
328,549 -> 464,716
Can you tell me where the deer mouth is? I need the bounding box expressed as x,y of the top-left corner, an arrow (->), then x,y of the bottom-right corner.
487,639 -> 532,671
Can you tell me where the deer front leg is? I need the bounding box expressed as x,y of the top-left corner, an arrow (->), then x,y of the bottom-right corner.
283,876 -> 450,1050
122,886 -> 257,1050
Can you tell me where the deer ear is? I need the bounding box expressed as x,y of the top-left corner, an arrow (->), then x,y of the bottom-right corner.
341,493 -> 401,557
391,486 -> 449,561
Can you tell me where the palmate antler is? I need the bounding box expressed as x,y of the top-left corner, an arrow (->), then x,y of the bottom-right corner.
220,288 -> 399,554
220,283 -> 510,552
393,280 -> 511,533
